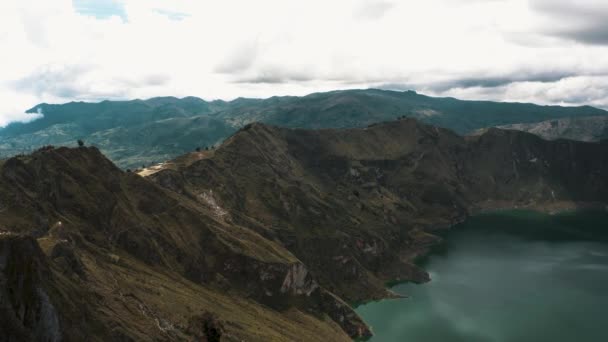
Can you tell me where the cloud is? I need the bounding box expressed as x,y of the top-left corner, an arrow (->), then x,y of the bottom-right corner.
354,1 -> 396,20
152,9 -> 190,21
1,0 -> 608,126
13,64 -> 97,98
214,40 -> 259,74
12,64 -> 170,101
419,69 -> 597,92
530,0 -> 608,45
233,64 -> 318,84
0,89 -> 43,127
421,76 -> 608,110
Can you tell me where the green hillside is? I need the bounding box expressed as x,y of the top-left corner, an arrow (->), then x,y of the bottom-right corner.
1,89 -> 605,168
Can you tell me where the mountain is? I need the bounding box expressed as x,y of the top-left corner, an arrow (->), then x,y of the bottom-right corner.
0,97 -> 234,169
490,116 -> 608,142
1,89 -> 606,168
148,118 -> 608,304
0,146 -> 363,341
2,118 -> 606,341
210,89 -> 608,134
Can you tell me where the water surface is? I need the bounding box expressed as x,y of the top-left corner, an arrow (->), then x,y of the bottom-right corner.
356,210 -> 608,342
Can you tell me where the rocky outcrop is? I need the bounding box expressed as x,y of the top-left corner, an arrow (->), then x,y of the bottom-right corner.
50,241 -> 86,279
0,234 -> 61,342
280,263 -> 318,296
319,290 -> 372,339
186,312 -> 224,342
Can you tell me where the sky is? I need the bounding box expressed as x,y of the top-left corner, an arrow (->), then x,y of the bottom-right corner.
1,0 -> 607,126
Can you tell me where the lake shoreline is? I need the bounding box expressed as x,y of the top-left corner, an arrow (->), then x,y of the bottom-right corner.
356,209 -> 608,341
357,202 -> 608,309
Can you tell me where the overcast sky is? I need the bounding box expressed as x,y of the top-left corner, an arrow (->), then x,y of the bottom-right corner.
1,0 -> 607,126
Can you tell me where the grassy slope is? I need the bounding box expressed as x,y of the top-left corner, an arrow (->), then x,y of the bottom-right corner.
38,238 -> 347,342
0,147 -> 356,341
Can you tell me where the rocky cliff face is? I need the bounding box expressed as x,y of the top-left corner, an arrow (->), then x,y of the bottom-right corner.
1,119 -> 607,341
0,234 -> 61,342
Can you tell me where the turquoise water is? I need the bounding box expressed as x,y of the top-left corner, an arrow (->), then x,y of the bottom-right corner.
356,210 -> 608,342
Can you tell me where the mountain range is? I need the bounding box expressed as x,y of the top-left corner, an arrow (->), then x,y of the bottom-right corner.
1,89 -> 606,168
2,118 -> 607,341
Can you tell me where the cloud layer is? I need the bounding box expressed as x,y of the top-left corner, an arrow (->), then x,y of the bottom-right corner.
531,0 -> 608,45
1,0 -> 607,126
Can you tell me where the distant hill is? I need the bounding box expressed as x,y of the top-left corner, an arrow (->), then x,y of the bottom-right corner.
211,89 -> 608,134
0,97 -> 234,168
491,116 -> 608,142
1,89 -> 606,168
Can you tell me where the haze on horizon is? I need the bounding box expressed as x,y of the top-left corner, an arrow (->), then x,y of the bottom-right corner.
1,0 -> 607,126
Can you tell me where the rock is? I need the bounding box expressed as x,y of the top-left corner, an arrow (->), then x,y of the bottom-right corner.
280,263 -> 319,296
0,235 -> 61,342
186,312 -> 224,342
51,241 -> 86,278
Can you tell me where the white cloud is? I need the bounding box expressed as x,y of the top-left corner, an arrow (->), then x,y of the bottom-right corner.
354,1 -> 396,20
530,0 -> 608,45
1,0 -> 608,127
430,76 -> 608,109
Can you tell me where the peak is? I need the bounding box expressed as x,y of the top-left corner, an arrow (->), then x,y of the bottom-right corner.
240,121 -> 272,131
223,122 -> 281,142
144,96 -> 207,103
2,146 -> 121,182
25,103 -> 49,114
30,145 -> 104,159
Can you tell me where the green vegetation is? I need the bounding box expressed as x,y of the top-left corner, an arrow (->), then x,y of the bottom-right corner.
0,97 -> 234,168
2,89 -> 605,168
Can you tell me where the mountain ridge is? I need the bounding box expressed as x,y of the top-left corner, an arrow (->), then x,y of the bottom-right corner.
2,89 -> 606,168
0,145 -> 366,341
